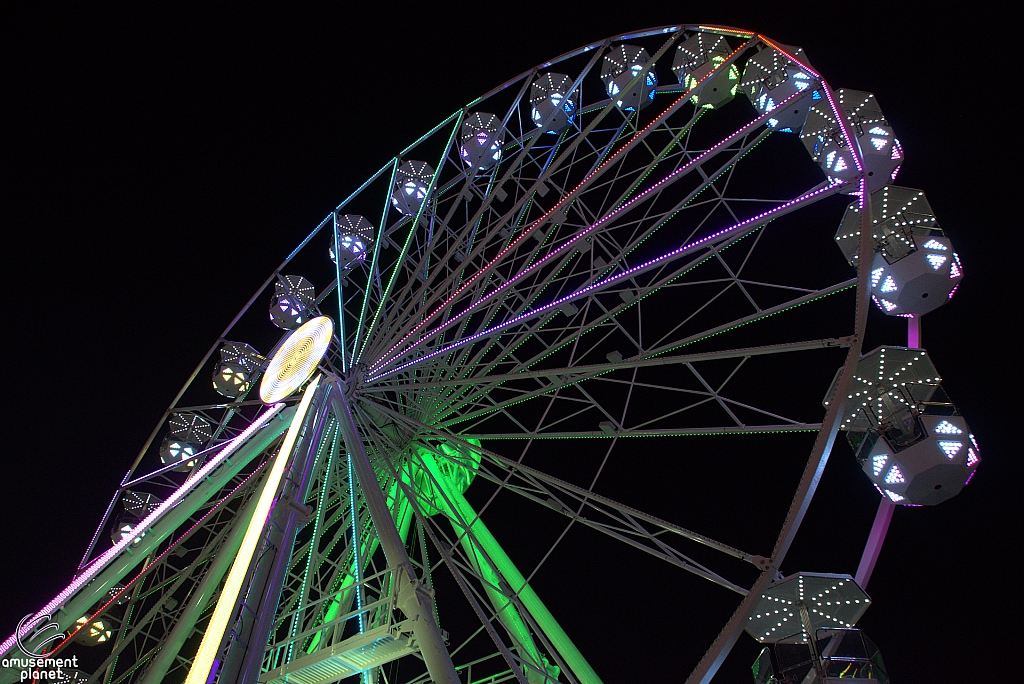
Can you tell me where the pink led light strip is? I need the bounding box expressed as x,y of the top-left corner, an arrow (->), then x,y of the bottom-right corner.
368,44 -> 750,375
56,462 -> 270,651
368,180 -> 842,382
0,403 -> 285,657
758,37 -> 867,208
372,64 -> 802,378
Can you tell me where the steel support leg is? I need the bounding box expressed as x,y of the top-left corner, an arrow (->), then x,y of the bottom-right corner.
418,451 -> 602,684
329,381 -> 461,684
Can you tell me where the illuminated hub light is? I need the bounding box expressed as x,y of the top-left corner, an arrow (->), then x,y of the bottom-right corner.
922,239 -> 947,251
880,275 -> 898,293
884,490 -> 905,503
870,138 -> 888,151
948,283 -> 960,299
868,126 -> 888,136
933,420 -> 963,435
259,316 -> 334,404
969,434 -> 980,450
870,268 -> 884,287
872,454 -> 888,477
884,464 -> 905,485
967,449 -> 980,467
937,441 -> 963,459
926,254 -> 947,270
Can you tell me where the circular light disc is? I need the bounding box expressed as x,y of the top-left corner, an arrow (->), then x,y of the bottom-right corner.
260,316 -> 334,403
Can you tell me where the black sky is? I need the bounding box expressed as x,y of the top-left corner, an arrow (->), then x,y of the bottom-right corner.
0,2 -> 1015,682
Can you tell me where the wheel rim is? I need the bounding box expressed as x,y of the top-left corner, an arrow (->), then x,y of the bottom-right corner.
5,25 -> 901,684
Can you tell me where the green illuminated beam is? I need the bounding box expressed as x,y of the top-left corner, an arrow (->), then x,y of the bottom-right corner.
405,451 -> 552,684
417,451 -> 603,684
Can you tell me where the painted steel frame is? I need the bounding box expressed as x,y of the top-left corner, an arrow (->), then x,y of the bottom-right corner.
1,23 -> 922,684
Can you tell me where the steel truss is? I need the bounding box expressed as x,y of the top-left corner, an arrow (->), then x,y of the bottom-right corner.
3,23 -> 891,684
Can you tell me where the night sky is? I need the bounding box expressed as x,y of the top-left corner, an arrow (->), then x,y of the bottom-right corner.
1,3 -> 1014,682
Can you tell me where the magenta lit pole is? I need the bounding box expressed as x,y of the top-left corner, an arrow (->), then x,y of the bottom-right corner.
855,314 -> 920,588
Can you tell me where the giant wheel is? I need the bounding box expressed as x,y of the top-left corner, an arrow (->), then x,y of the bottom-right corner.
2,24 -> 971,684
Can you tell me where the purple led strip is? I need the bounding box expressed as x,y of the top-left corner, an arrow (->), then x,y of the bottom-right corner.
369,86 -> 816,376
1,403 -> 285,656
757,37 -> 822,80
818,77 -> 868,214
368,181 -> 842,383
755,41 -> 865,207
367,57 -> 745,373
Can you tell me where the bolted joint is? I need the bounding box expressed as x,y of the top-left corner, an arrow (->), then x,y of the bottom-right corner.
394,565 -> 437,622
277,495 -> 313,523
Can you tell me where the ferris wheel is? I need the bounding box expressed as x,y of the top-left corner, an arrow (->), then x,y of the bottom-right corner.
2,23 -> 978,684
